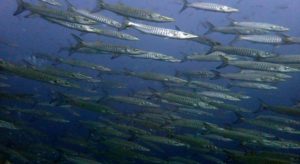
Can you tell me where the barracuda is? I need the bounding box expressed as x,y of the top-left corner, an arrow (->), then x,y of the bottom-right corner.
108,95 -> 160,108
261,54 -> 300,64
184,51 -> 238,62
124,70 -> 187,84
180,0 -> 239,13
0,60 -> 79,89
65,0 -> 122,28
39,0 -> 62,6
228,81 -> 277,90
122,21 -> 198,39
94,0 -> 174,22
232,21 -> 289,32
14,0 -> 97,25
45,17 -> 138,41
205,22 -> 269,35
71,34 -> 143,56
217,56 -> 300,72
211,45 -> 277,58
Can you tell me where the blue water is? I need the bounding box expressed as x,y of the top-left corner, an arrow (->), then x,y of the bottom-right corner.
1,0 -> 300,163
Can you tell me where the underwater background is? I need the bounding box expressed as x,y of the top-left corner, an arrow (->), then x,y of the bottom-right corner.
1,0 -> 300,163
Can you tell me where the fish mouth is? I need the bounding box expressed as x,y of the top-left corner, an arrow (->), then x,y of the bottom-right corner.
162,17 -> 175,22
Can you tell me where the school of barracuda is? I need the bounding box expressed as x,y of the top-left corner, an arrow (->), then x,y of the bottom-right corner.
0,0 -> 300,163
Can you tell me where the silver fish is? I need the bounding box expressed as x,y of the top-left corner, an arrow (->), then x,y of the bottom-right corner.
65,0 -> 122,28
123,21 -> 198,39
237,35 -> 285,44
232,21 -> 289,32
205,22 -> 269,35
184,51 -> 238,62
217,56 -> 300,72
211,45 -> 277,58
45,17 -> 138,41
94,0 -> 174,22
180,0 -> 239,13
261,54 -> 300,64
14,0 -> 97,25
39,0 -> 62,6
228,81 -> 277,90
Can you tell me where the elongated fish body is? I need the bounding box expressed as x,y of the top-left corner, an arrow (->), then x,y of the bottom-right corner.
170,89 -> 224,104
190,36 -> 221,46
39,0 -> 62,6
190,80 -> 229,92
262,104 -> 300,117
96,0 -> 174,22
125,71 -> 187,84
239,70 -> 291,79
14,0 -> 97,25
232,21 -> 289,32
218,72 -> 282,82
45,17 -> 138,41
181,1 -> 238,13
130,51 -> 181,63
212,46 -> 277,58
0,60 -> 79,88
256,115 -> 300,126
238,35 -> 285,44
228,81 -> 277,90
212,26 -> 269,35
261,55 -> 300,64
0,120 -> 18,130
72,35 -> 143,56
158,92 -> 217,110
109,96 -> 159,108
225,60 -> 300,72
125,21 -> 198,39
65,0 -> 122,28
198,91 -> 241,101
176,70 -> 216,79
185,51 -> 238,62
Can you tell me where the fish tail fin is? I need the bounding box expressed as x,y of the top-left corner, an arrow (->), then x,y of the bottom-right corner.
204,21 -> 215,35
205,46 -> 215,55
14,0 -> 26,16
49,91 -> 69,106
254,98 -> 268,113
180,51 -> 190,62
70,34 -> 84,55
229,35 -> 240,45
232,115 -> 244,124
96,87 -> 109,103
226,82 -> 233,89
118,19 -> 131,31
64,0 -> 76,12
91,0 -> 105,13
210,70 -> 221,80
216,55 -> 229,69
179,0 -> 189,13
123,68 -> 134,76
175,70 -> 182,77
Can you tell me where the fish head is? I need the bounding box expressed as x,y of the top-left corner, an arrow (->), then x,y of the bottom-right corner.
149,13 -> 174,22
75,16 -> 98,25
127,48 -> 145,55
176,32 -> 198,39
270,25 -> 289,32
218,6 -> 239,12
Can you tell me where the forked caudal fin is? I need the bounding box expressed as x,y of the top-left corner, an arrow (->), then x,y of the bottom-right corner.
68,34 -> 90,55
216,55 -> 229,69
91,0 -> 106,13
14,0 -> 26,16
179,0 -> 189,13
203,21 -> 215,35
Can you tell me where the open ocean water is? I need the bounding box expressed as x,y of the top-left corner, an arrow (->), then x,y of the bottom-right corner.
0,0 -> 300,163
